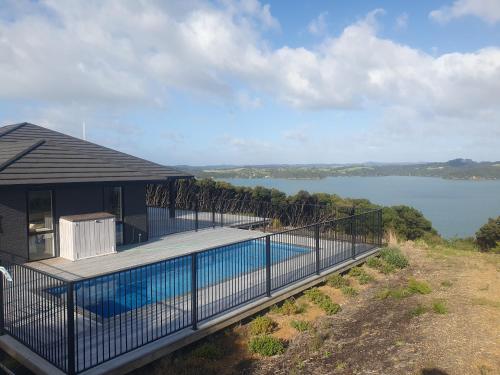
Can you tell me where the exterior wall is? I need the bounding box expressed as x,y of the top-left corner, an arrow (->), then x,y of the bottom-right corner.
0,182 -> 148,263
0,188 -> 28,263
123,183 -> 148,244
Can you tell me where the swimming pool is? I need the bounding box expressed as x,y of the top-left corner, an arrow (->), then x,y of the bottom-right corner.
48,239 -> 311,318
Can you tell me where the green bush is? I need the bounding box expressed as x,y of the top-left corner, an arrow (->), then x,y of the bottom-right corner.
407,278 -> 432,295
366,256 -> 396,274
348,267 -> 374,284
191,342 -> 223,360
340,286 -> 358,297
380,247 -> 409,269
304,288 -> 341,315
410,304 -> 428,317
249,316 -> 276,336
271,298 -> 305,315
376,278 -> 431,300
366,257 -> 383,268
383,205 -> 437,241
432,300 -> 448,314
320,299 -> 341,315
248,335 -> 285,356
290,320 -> 311,332
475,217 -> 500,251
327,274 -> 350,288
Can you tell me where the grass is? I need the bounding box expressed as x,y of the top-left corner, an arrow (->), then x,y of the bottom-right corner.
348,266 -> 374,284
249,316 -> 276,336
379,247 -> 410,269
340,286 -> 358,297
407,278 -> 432,295
327,274 -> 350,288
410,304 -> 428,317
432,300 -> 448,314
270,298 -> 307,315
290,320 -> 311,332
376,278 -> 432,300
191,342 -> 223,360
304,288 -> 341,315
366,255 -> 396,274
471,297 -> 500,309
248,335 -> 285,356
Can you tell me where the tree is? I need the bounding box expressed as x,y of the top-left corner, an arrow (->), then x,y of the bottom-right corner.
475,217 -> 500,251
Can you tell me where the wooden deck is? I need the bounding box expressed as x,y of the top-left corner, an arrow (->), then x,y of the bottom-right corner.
28,227 -> 265,281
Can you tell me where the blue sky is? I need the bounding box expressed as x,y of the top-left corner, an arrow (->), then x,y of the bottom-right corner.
1,0 -> 499,165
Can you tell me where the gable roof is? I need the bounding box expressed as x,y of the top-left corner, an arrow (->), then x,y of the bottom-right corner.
0,122 -> 192,186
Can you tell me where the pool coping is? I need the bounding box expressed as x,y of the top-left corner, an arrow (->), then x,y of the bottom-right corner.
0,247 -> 380,375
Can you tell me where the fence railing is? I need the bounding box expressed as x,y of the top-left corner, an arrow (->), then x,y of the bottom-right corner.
1,209 -> 382,374
147,198 -> 367,239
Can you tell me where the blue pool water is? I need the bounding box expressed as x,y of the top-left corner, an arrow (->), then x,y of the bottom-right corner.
49,240 -> 310,318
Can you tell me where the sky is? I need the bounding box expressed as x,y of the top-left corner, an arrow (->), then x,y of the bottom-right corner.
1,0 -> 500,166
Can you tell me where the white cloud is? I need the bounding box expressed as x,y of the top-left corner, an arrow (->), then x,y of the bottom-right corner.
395,12 -> 408,29
308,12 -> 328,36
430,0 -> 500,24
0,1 -> 499,162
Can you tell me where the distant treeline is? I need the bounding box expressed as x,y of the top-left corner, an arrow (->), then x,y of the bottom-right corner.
146,178 -> 436,240
187,159 -> 500,180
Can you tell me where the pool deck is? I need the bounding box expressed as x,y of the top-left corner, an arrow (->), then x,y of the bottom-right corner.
28,227 -> 266,281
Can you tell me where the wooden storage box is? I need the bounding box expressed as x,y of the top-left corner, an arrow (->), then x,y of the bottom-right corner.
59,212 -> 116,261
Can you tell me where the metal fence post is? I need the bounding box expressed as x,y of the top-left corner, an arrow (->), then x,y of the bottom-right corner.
191,253 -> 198,330
195,200 -> 199,232
351,215 -> 357,259
315,224 -> 320,275
212,205 -> 216,228
0,272 -> 4,336
67,282 -> 76,375
220,206 -> 224,227
378,209 -> 383,246
265,236 -> 271,297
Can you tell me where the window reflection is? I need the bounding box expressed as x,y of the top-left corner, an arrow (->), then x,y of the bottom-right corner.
28,191 -> 55,260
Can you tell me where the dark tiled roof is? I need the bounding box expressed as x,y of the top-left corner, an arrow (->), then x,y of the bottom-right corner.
0,122 -> 192,186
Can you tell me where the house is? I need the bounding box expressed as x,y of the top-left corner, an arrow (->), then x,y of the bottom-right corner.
0,122 -> 192,263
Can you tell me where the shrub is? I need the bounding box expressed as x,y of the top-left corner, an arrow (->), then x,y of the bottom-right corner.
340,286 -> 358,297
249,316 -> 276,336
475,217 -> 500,251
375,288 -> 391,300
192,342 -> 223,360
271,298 -> 306,315
290,320 -> 311,332
407,278 -> 432,295
366,256 -> 396,274
348,267 -> 374,284
248,335 -> 285,356
304,288 -> 324,304
327,274 -> 350,288
304,288 -> 341,315
383,205 -> 437,241
410,304 -> 428,317
320,299 -> 341,315
380,247 -> 409,269
366,257 -> 383,268
432,300 -> 448,314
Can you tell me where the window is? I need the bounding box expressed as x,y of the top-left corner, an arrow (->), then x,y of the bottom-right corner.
28,190 -> 55,260
104,186 -> 123,245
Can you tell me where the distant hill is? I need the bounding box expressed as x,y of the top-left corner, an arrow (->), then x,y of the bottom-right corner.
183,159 -> 500,180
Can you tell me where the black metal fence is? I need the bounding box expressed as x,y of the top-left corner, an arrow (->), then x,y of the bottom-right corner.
147,198 -> 367,238
1,209 -> 382,374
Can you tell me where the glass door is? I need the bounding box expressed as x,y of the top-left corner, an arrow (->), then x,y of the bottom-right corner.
28,190 -> 55,260
104,186 -> 123,245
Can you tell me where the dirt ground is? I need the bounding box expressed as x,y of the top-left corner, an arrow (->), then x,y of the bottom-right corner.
136,242 -> 500,375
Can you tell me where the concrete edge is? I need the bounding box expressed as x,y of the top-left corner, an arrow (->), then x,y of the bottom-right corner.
1,248 -> 380,375
0,335 -> 66,375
